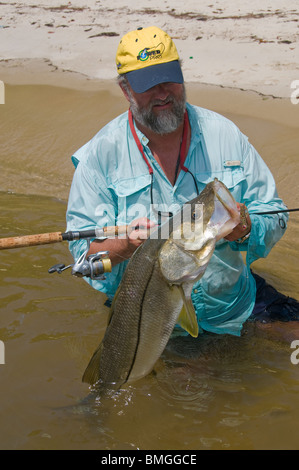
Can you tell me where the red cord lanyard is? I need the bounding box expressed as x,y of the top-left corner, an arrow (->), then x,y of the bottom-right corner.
128,108 -> 190,177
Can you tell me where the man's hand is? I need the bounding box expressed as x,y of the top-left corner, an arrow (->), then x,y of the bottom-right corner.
224,203 -> 251,242
127,217 -> 157,247
87,217 -> 156,266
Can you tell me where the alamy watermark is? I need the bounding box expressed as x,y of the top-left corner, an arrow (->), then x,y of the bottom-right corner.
290,80 -> 299,105
94,202 -> 205,241
290,340 -> 299,365
0,340 -> 4,365
0,80 -> 4,104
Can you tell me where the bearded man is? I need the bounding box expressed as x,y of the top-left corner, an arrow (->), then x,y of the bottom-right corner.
66,27 -> 299,337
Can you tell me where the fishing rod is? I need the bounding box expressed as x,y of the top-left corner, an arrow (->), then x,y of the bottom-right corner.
252,208 -> 299,215
0,227 -> 130,280
0,207 -> 297,280
0,208 -> 298,251
0,224 -> 132,251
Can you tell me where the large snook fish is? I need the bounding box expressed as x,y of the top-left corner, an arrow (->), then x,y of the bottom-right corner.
82,179 -> 240,390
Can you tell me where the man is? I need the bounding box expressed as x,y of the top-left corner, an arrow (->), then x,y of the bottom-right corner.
66,26 -> 299,337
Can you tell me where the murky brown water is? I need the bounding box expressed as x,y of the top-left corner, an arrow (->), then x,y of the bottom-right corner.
0,83 -> 299,450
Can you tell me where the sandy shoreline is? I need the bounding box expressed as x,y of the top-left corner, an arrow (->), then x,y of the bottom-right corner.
0,1 -> 298,203
0,0 -> 298,98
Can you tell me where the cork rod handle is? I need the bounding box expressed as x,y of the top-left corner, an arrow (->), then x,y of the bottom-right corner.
0,232 -> 63,250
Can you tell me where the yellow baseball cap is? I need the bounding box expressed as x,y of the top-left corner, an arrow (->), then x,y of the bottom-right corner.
116,26 -> 183,93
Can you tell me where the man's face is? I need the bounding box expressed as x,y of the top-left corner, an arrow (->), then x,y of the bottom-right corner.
125,82 -> 186,135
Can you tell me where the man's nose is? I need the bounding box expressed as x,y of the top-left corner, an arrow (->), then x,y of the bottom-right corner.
151,83 -> 171,99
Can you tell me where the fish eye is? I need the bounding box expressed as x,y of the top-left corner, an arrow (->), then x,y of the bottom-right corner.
190,204 -> 204,221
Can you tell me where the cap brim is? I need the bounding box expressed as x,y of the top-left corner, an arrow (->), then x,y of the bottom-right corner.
126,60 -> 184,93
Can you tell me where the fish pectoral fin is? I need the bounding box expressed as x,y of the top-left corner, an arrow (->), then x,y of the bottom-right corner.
177,285 -> 199,338
178,304 -> 199,338
82,343 -> 103,385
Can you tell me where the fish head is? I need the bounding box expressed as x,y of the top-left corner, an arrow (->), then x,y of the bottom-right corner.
207,178 -> 241,241
159,179 -> 240,284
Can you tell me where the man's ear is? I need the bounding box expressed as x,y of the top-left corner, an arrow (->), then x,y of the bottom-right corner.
119,82 -> 130,103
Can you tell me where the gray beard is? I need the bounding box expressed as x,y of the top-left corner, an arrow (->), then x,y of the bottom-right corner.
129,86 -> 186,135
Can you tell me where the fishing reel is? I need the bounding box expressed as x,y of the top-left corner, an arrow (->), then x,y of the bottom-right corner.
48,239 -> 112,280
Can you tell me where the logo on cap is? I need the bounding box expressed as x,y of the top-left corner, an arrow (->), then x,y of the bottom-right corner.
137,43 -> 165,62
116,27 -> 180,76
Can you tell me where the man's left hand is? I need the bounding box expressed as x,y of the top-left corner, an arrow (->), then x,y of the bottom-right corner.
224,203 -> 251,242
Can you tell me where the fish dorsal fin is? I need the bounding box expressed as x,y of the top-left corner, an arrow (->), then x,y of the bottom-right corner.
177,285 -> 199,338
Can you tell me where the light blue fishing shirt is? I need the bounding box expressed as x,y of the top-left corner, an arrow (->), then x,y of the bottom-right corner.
66,103 -> 288,336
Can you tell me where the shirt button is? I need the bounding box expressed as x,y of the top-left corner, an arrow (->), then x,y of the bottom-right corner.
194,289 -> 198,294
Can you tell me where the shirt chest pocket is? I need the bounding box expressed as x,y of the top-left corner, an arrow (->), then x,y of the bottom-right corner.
108,174 -> 152,223
195,165 -> 246,202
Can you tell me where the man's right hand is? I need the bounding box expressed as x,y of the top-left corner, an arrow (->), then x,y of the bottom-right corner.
87,217 -> 156,266
127,217 -> 157,243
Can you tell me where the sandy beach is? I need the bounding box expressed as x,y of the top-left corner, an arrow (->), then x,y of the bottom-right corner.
0,1 -> 299,201
0,0 -> 298,98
